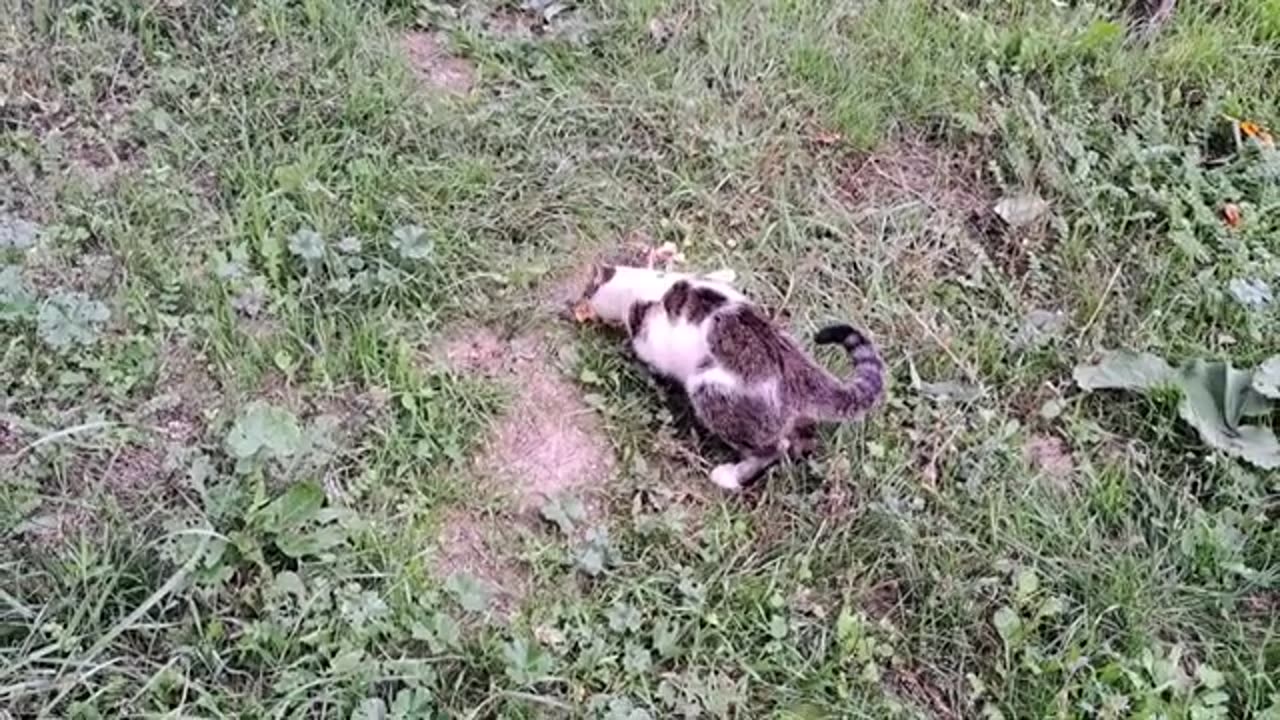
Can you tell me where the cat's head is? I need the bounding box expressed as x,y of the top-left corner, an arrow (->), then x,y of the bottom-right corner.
575,264 -> 670,326
575,264 -> 741,327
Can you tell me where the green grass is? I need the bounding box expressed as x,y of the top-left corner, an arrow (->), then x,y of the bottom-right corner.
3,0 -> 1280,717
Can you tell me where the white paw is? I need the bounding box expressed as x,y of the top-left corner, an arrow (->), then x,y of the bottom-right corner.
709,465 -> 742,491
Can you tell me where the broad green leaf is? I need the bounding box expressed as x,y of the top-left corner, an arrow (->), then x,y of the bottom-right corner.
391,224 -> 433,261
1202,361 -> 1261,429
1196,664 -> 1225,690
37,291 -> 109,351
606,602 -> 643,634
431,612 -> 461,650
1077,19 -> 1123,50
287,228 -> 325,261
992,606 -> 1022,646
1252,356 -> 1280,399
275,525 -> 346,558
1037,596 -> 1066,618
1014,568 -> 1039,605
835,606 -> 861,654
501,637 -> 553,685
1073,351 -> 1174,391
994,192 -> 1049,227
1177,360 -> 1280,470
352,698 -> 386,720
652,618 -> 680,659
330,648 -> 366,674
273,570 -> 306,600
0,212 -> 38,249
0,265 -> 34,321
225,401 -> 302,460
445,572 -> 491,613
263,482 -> 325,531
539,493 -> 586,535
768,614 -> 789,640
623,643 -> 652,675
575,545 -> 605,576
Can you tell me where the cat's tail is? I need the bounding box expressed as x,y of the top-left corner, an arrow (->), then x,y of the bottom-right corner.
809,323 -> 885,421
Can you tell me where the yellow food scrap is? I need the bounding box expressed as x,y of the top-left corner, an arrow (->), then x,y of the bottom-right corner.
573,300 -> 596,323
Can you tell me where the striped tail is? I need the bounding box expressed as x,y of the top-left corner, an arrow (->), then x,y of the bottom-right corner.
810,323 -> 885,420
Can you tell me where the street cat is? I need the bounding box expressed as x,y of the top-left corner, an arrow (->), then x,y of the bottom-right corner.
580,265 -> 884,489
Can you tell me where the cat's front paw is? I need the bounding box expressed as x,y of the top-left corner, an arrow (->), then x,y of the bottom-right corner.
709,464 -> 743,491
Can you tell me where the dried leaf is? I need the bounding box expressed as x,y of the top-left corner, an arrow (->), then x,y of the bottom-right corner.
1073,351 -> 1174,391
994,193 -> 1049,227
915,380 -> 982,403
1014,309 -> 1067,348
1222,203 -> 1242,228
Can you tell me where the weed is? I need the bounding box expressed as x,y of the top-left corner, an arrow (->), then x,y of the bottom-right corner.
2,0 -> 1278,717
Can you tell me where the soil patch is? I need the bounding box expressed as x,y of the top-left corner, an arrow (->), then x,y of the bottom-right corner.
401,32 -> 476,95
435,509 -> 530,615
1024,433 -> 1075,484
144,339 -> 222,444
446,328 -> 614,511
429,323 -> 615,606
888,666 -> 964,720
833,134 -> 1031,279
837,135 -> 991,223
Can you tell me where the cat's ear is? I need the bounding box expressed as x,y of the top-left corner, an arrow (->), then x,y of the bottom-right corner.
582,264 -> 617,299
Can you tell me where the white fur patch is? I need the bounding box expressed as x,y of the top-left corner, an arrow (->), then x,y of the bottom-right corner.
710,464 -> 743,490
586,265 -> 743,326
633,314 -> 712,384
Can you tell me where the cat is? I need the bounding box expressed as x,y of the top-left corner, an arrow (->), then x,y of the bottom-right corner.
579,264 -> 885,490
576,264 -> 742,327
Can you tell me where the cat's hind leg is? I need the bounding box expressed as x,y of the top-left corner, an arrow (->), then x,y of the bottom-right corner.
709,451 -> 784,490
689,382 -> 787,491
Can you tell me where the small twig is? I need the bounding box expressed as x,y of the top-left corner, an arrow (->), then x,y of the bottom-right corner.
903,304 -> 979,384
1080,262 -> 1124,339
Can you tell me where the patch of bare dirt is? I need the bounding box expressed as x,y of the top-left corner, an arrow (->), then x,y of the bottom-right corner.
142,339 -> 221,444
483,10 -> 539,39
15,436 -> 176,552
0,417 -> 21,456
450,328 -> 614,511
837,135 -> 991,224
834,134 -> 1035,279
1024,433 -> 1075,485
861,579 -> 904,622
888,666 -> 964,720
90,442 -> 170,505
401,32 -> 476,95
429,324 -> 615,606
435,509 -> 530,615
21,249 -> 123,298
1242,590 -> 1279,618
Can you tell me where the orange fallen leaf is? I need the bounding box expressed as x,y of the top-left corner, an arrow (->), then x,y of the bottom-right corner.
1223,203 -> 1242,228
814,130 -> 844,146
1239,120 -> 1275,147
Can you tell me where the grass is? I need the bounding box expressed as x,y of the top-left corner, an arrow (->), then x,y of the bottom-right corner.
2,0 -> 1279,717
